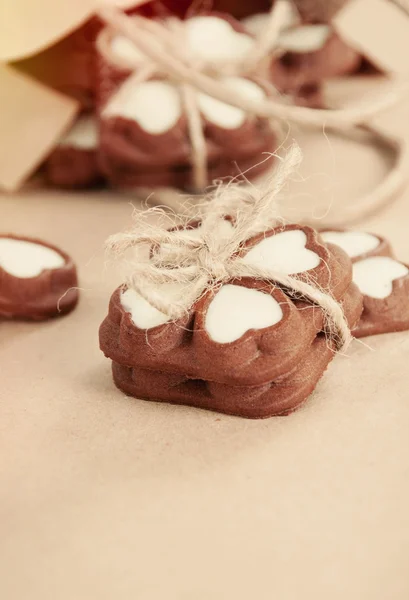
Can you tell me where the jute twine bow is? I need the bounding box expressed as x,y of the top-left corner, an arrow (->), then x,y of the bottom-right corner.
107,144 -> 352,352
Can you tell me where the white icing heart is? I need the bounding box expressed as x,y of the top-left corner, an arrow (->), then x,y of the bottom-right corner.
60,115 -> 98,150
353,257 -> 408,299
321,231 -> 380,258
242,230 -> 320,275
0,238 -> 65,278
205,284 -> 283,344
121,283 -> 186,329
185,16 -> 254,65
198,77 -> 265,129
110,34 -> 145,64
278,24 -> 330,53
104,80 -> 182,134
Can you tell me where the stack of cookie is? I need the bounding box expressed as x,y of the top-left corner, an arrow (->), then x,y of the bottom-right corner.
95,13 -> 278,190
99,224 -> 363,418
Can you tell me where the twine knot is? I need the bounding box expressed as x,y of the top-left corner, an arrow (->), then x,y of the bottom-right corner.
196,244 -> 230,282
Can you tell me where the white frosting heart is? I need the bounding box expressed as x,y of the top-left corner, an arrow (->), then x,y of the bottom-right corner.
60,115 -> 98,150
185,16 -> 254,65
121,283 -> 187,329
104,80 -> 182,134
0,238 -> 65,278
242,229 -> 320,275
278,24 -> 330,53
321,231 -> 380,258
205,284 -> 283,343
353,257 -> 408,299
198,77 -> 265,129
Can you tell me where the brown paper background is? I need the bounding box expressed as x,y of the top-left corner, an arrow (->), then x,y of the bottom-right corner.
1,100 -> 409,598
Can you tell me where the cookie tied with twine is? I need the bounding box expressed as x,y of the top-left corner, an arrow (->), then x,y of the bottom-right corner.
95,1 -> 408,225
106,144 -> 353,352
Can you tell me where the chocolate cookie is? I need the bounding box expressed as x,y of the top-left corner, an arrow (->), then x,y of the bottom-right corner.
111,336 -> 334,418
0,235 -> 78,320
321,229 -> 409,337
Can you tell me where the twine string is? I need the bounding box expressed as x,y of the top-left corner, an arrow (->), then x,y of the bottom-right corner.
107,145 -> 352,351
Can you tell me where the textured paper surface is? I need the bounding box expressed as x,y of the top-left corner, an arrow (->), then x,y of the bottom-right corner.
334,0 -> 409,75
1,101 -> 409,598
0,65 -> 79,192
0,0 -> 151,61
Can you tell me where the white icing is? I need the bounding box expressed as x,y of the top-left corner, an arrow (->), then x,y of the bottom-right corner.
205,284 -> 283,344
278,24 -> 330,53
198,77 -> 265,129
185,16 -> 254,65
353,257 -> 408,299
59,115 -> 98,149
321,231 -> 380,258
104,80 -> 182,134
0,238 -> 65,278
242,230 -> 320,275
110,34 -> 145,64
121,283 -> 186,329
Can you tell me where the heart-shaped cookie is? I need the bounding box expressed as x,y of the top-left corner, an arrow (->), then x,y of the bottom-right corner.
321,231 -> 409,337
352,255 -> 409,337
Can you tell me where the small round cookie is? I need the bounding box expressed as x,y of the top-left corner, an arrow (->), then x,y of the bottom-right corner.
0,235 -> 78,320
